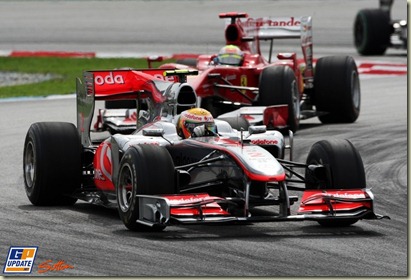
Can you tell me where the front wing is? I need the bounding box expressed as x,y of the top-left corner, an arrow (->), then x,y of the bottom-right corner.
136,190 -> 389,227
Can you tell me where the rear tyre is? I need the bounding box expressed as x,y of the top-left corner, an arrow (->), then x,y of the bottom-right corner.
117,145 -> 175,231
353,9 -> 391,55
314,56 -> 361,123
258,66 -> 300,132
305,139 -> 366,227
23,122 -> 81,206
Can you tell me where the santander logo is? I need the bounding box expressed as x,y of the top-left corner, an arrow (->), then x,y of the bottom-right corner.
243,17 -> 301,27
95,72 -> 125,85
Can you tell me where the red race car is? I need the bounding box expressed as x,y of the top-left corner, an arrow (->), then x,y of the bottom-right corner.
161,12 -> 361,132
23,69 -> 388,232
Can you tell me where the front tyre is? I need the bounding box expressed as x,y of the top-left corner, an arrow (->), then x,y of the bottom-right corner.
314,56 -> 361,123
305,139 -> 366,227
117,145 -> 175,231
23,122 -> 81,206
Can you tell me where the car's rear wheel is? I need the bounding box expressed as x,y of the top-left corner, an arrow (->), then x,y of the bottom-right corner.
23,122 -> 81,206
314,56 -> 361,123
305,139 -> 366,227
353,9 -> 391,55
258,66 -> 300,132
117,145 -> 176,231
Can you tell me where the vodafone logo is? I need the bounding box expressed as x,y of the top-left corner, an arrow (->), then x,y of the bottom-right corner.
328,193 -> 366,199
251,139 -> 278,145
95,72 -> 125,85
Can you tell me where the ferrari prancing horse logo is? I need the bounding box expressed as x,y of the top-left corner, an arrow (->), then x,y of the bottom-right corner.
240,75 -> 247,87
240,75 -> 247,94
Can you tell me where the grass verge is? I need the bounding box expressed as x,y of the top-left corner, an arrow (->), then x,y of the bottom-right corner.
0,57 -> 171,98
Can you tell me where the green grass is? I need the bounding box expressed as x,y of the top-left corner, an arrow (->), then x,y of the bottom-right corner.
0,57 -> 172,98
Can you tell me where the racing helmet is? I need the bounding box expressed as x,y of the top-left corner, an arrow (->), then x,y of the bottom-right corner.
217,45 -> 244,66
177,108 -> 217,138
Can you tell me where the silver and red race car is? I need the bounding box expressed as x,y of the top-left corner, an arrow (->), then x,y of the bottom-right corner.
23,69 -> 388,232
159,12 -> 361,133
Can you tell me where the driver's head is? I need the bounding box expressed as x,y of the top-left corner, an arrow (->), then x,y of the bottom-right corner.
217,45 -> 244,66
177,108 -> 217,138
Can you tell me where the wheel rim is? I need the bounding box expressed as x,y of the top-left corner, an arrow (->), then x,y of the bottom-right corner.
118,163 -> 134,212
24,141 -> 35,190
351,71 -> 360,109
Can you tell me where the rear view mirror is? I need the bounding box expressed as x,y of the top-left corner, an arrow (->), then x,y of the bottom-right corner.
142,128 -> 165,137
248,125 -> 266,135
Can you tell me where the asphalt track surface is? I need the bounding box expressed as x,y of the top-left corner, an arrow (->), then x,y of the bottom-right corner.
0,0 -> 408,277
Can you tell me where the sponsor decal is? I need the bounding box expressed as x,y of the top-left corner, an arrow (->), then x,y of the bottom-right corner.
251,139 -> 278,145
94,72 -> 125,85
38,260 -> 74,274
328,192 -> 366,199
240,75 -> 247,86
99,142 -> 112,181
165,194 -> 221,207
242,17 -> 301,28
240,75 -> 247,93
185,113 -> 213,122
168,197 -> 209,205
94,168 -> 105,181
3,246 -> 38,274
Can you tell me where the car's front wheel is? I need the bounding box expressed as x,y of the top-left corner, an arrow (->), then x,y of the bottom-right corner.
305,139 -> 366,227
117,145 -> 176,231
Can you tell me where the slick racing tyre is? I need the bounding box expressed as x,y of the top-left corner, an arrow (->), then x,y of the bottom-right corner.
117,145 -> 176,231
23,122 -> 81,206
314,56 -> 360,123
305,139 -> 366,227
353,9 -> 391,55
258,66 -> 300,132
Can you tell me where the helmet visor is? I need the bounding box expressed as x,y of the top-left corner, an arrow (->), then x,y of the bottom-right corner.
184,121 -> 217,135
218,53 -> 243,65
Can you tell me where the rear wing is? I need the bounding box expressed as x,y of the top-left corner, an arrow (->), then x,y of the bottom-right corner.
222,14 -> 312,40
221,13 -> 314,85
76,69 -> 198,146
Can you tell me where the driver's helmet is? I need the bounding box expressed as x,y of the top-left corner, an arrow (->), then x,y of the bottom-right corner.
217,45 -> 244,66
177,108 -> 217,138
